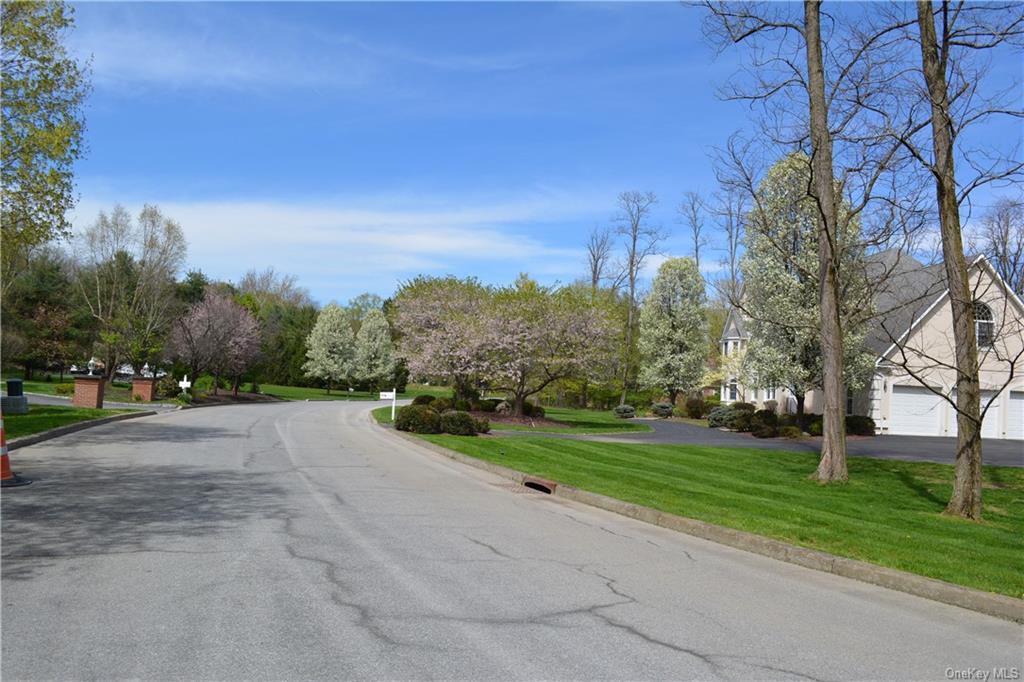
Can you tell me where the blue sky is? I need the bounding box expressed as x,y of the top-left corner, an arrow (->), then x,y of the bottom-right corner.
66,2 -> 1019,305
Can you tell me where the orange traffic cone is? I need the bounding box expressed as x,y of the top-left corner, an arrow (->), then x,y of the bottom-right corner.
1,414 -> 32,488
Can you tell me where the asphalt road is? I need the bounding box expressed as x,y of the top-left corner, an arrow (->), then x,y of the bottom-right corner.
25,392 -> 180,411
2,402 -> 1020,681
512,419 -> 1024,468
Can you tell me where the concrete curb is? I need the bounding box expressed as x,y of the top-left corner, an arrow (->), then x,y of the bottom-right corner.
381,425 -> 1024,624
7,410 -> 159,451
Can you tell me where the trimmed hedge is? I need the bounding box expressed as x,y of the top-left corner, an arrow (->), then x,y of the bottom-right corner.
54,383 -> 75,395
651,402 -> 674,418
432,397 -> 454,413
613,405 -> 636,419
846,415 -> 877,436
411,394 -> 436,406
779,425 -> 803,439
395,405 -> 442,434
439,410 -> 479,436
685,396 -> 705,419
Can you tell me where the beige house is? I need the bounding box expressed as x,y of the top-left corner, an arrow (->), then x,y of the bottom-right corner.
719,251 -> 1024,440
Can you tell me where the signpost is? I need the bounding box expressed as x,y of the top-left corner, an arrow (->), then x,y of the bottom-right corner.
380,389 -> 397,420
179,375 -> 192,393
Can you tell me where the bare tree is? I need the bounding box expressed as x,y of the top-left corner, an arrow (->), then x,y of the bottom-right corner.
705,1 -> 924,481
73,204 -> 187,376
612,191 -> 666,404
585,226 -> 616,293
679,191 -> 709,272
971,197 -> 1023,297
891,0 -> 1024,519
709,185 -> 748,306
238,267 -> 313,310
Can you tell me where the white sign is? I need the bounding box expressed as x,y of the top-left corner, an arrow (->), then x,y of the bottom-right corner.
178,375 -> 192,391
381,388 -> 398,420
379,391 -> 396,400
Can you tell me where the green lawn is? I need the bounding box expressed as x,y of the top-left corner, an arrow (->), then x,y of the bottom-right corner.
415,435 -> 1024,598
250,383 -> 449,402
3,405 -> 131,439
488,407 -> 654,434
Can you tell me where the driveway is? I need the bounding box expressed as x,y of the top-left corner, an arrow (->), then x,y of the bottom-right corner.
503,419 -> 1024,467
2,402 -> 1019,680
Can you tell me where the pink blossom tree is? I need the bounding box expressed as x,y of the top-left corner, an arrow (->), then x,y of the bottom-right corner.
394,276 -> 491,401
482,276 -> 617,416
170,287 -> 261,396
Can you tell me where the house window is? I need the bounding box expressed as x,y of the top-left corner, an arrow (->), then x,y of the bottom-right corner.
846,388 -> 854,415
975,303 -> 994,347
753,388 -> 759,401
728,380 -> 738,401
766,388 -> 776,400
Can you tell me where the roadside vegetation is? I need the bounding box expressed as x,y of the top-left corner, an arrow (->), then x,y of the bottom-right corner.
4,405 -> 131,439
254,382 -> 448,402
417,435 -> 1024,598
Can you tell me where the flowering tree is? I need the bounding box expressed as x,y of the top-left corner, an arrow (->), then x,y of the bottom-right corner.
170,288 -> 261,396
353,308 -> 396,391
394,276 -> 490,400
638,257 -> 708,405
303,303 -> 355,393
740,154 -> 873,420
483,276 -> 617,416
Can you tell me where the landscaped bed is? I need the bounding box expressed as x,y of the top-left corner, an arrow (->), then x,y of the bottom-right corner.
3,405 -> 133,439
373,405 -> 653,435
406,433 -> 1023,599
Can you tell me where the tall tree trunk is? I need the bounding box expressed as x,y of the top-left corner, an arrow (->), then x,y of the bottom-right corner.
804,0 -> 848,482
916,0 -> 983,519
620,298 -> 635,405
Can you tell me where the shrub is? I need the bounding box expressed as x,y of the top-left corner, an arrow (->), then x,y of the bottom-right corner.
763,400 -> 778,413
731,402 -> 756,413
411,394 -> 436,406
475,417 -> 491,434
176,391 -> 193,405
520,402 -> 545,418
807,415 -> 823,437
732,410 -> 753,432
778,413 -> 798,428
157,375 -> 179,398
454,399 -> 472,412
684,396 -> 705,418
846,415 -> 877,436
707,406 -> 732,428
651,402 -> 674,418
779,425 -> 803,439
54,383 -> 74,395
613,405 -> 636,419
750,409 -> 778,438
440,410 -> 480,436
432,397 -> 454,412
395,405 -> 441,434
476,399 -> 499,413
704,394 -> 721,410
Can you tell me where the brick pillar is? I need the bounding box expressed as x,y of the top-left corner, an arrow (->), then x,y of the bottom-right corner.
72,376 -> 105,409
131,376 -> 158,402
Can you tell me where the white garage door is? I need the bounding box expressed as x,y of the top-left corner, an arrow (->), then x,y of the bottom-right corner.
1008,392 -> 1024,440
949,390 -> 999,439
890,386 -> 943,436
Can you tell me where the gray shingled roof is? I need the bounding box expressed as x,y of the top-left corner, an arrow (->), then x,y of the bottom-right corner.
863,249 -> 948,356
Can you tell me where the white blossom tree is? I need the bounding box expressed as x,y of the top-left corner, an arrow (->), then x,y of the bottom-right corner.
740,153 -> 874,421
638,257 -> 708,405
353,308 -> 396,391
303,303 -> 355,393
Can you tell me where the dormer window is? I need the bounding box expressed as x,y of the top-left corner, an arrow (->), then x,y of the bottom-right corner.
975,303 -> 994,347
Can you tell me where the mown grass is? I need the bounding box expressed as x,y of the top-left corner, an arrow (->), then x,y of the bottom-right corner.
416,435 -> 1024,598
484,407 -> 654,434
251,383 -> 448,402
3,405 -> 132,439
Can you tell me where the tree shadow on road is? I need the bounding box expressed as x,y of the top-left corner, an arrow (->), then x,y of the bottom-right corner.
1,455 -> 294,581
38,421 -> 239,447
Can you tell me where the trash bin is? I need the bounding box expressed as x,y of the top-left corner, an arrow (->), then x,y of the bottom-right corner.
6,379 -> 23,397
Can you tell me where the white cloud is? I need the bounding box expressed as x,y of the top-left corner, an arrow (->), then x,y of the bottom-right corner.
69,194 -> 595,303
